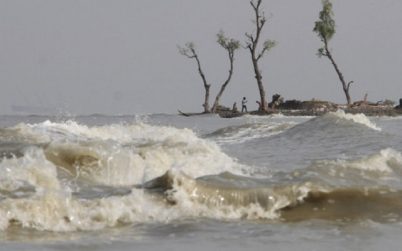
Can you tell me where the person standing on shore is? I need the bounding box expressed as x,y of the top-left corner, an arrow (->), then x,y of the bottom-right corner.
242,97 -> 248,113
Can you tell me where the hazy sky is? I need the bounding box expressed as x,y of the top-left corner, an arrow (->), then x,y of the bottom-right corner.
1,0 -> 401,115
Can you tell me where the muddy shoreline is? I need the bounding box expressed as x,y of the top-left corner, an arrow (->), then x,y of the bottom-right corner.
214,106 -> 402,118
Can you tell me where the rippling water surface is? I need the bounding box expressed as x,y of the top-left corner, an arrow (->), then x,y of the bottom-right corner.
1,111 -> 402,251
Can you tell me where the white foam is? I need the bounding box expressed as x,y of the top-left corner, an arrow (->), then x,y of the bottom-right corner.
0,148 -> 61,191
12,121 -> 248,185
0,187 -> 183,231
163,170 -> 313,220
329,110 -> 381,131
0,156 -> 320,232
349,149 -> 402,173
212,122 -> 295,144
317,148 -> 402,174
0,149 -> 179,231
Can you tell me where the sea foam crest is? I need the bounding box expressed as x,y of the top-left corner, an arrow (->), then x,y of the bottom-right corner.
208,122 -> 294,144
13,121 -> 246,185
0,147 -> 235,231
0,147 -> 61,191
161,170 -> 314,220
349,148 -> 402,173
313,148 -> 402,176
329,110 -> 381,131
0,186 -> 180,231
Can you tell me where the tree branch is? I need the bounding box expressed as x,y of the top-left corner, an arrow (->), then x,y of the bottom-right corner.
245,32 -> 253,41
256,49 -> 267,61
177,43 -> 198,59
347,81 -> 354,91
250,0 -> 258,12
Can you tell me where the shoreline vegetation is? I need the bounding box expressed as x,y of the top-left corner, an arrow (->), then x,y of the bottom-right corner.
179,1 -> 402,117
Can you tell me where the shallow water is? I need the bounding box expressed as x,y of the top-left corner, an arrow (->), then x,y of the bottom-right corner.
1,112 -> 402,250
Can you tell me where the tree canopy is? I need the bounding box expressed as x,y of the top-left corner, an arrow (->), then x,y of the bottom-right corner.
313,0 -> 335,54
217,31 -> 240,53
313,0 -> 353,105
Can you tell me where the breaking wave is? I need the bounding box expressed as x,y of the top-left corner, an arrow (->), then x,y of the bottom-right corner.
0,120 -> 249,231
205,122 -> 294,144
144,148 -> 402,222
274,110 -> 383,143
0,118 -> 400,232
6,120 -> 246,185
2,148 -> 401,231
328,110 -> 381,131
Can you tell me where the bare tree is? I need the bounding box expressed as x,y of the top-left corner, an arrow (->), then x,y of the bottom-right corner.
211,31 -> 240,113
245,0 -> 276,112
179,32 -> 240,114
314,0 -> 353,105
178,42 -> 211,113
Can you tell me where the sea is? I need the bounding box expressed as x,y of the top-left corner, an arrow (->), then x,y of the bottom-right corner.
0,110 -> 402,251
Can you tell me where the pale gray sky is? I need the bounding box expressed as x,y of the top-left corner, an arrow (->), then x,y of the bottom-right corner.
0,0 -> 401,115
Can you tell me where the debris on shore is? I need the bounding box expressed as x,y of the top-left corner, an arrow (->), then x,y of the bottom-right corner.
179,96 -> 402,118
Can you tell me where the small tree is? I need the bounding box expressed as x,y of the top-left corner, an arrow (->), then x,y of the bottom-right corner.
211,31 -> 240,113
178,42 -> 211,113
314,0 -> 353,105
179,32 -> 240,114
245,0 -> 276,112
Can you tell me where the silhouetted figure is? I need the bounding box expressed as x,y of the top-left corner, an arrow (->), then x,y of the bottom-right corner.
232,102 -> 238,112
242,97 -> 248,113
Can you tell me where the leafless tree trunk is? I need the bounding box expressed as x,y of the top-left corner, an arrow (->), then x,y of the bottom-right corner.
211,32 -> 240,113
179,43 -> 211,113
211,53 -> 234,113
323,38 -> 353,105
245,0 -> 276,112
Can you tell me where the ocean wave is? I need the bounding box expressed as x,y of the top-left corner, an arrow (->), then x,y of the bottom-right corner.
0,148 -> 61,192
281,188 -> 402,222
143,149 -> 402,221
2,121 -> 247,185
0,147 -> 170,231
274,110 -> 383,144
0,117 -> 401,232
205,122 -> 294,144
289,148 -> 402,191
0,120 -> 250,231
0,143 -> 243,231
328,110 -> 381,131
143,167 -> 402,223
0,186 -> 178,231
144,170 -> 313,220
1,177 -> 400,232
2,149 -> 402,231
312,148 -> 402,174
